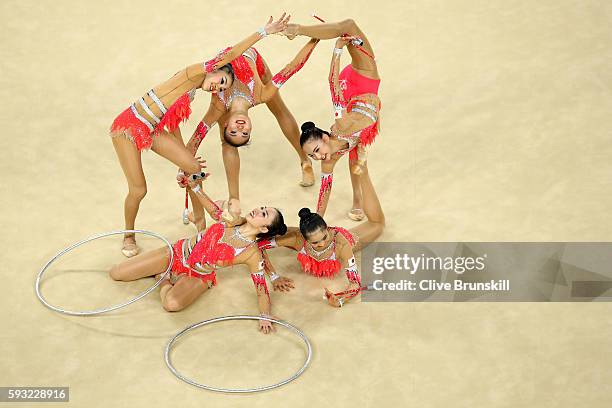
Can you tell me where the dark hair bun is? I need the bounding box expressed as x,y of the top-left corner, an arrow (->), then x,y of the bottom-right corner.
298,208 -> 312,219
301,121 -> 316,133
278,223 -> 288,236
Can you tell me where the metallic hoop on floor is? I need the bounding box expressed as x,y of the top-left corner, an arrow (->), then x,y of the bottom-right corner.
165,315 -> 312,393
35,229 -> 173,316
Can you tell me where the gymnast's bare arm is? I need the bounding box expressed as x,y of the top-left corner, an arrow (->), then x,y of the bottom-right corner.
185,97 -> 225,155
260,249 -> 295,292
258,228 -> 302,291
316,157 -> 338,217
186,176 -> 224,222
324,235 -> 360,307
151,13 -> 292,109
253,39 -> 320,103
239,248 -> 275,334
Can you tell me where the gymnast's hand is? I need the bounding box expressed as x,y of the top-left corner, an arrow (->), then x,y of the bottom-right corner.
281,23 -> 299,40
258,316 -> 277,334
176,171 -> 188,188
214,199 -> 243,226
264,12 -> 291,35
186,171 -> 210,191
273,276 -> 295,292
177,157 -> 207,187
335,35 -> 358,49
324,288 -> 342,308
228,198 -> 241,216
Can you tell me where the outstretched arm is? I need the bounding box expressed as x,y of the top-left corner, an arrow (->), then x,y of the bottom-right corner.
220,129 -> 241,202
257,228 -> 302,292
316,159 -> 338,216
329,38 -> 347,120
257,227 -> 302,250
244,251 -> 275,334
259,249 -> 295,292
186,177 -> 223,221
203,14 -> 291,73
255,39 -> 319,103
185,97 -> 225,155
324,240 -> 362,307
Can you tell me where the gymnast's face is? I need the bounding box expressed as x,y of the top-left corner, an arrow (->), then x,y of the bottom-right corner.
202,71 -> 232,94
246,206 -> 278,233
303,134 -> 332,161
225,113 -> 252,145
306,227 -> 330,250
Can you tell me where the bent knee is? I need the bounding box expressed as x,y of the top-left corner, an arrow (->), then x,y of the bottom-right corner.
375,219 -> 386,231
109,265 -> 126,281
128,185 -> 147,200
369,221 -> 385,237
163,295 -> 185,312
341,18 -> 358,33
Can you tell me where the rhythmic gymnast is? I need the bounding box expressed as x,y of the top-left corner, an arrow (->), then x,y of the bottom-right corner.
283,19 -> 381,220
179,39 -> 320,229
110,14 -> 290,257
109,174 -> 289,334
258,164 -> 384,307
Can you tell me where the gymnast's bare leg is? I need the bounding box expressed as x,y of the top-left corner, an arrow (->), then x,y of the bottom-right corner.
112,130 -> 202,257
285,18 -> 379,78
260,60 -> 315,187
351,164 -> 385,251
109,245 -> 208,312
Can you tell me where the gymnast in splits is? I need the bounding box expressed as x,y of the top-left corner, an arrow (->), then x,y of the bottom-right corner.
110,14 -> 290,257
258,164 -> 384,308
179,38 -> 320,229
109,175 -> 290,334
283,19 -> 381,220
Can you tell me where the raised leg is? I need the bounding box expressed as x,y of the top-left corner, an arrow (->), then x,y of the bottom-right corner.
112,135 -> 147,257
350,165 -> 385,251
151,131 -> 208,228
151,131 -> 202,175
296,19 -> 378,76
170,128 -> 207,230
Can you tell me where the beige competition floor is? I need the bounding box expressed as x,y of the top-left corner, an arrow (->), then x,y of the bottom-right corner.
1,0 -> 612,407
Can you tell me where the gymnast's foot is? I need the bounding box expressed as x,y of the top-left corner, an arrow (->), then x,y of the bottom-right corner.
121,235 -> 140,258
187,211 -> 206,232
347,208 -> 365,221
299,160 -> 315,187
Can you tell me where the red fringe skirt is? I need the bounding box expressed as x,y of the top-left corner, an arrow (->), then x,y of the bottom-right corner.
171,239 -> 217,286
110,93 -> 193,151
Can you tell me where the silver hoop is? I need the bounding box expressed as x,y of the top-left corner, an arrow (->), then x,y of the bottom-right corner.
165,315 -> 312,393
35,229 -> 174,316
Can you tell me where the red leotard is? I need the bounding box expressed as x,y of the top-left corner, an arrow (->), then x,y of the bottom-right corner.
296,227 -> 357,278
338,65 -> 380,101
170,222 -> 251,285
